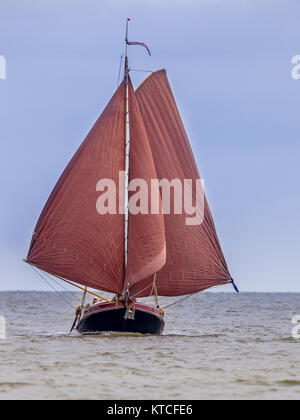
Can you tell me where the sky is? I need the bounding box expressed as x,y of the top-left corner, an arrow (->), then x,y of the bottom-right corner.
0,0 -> 299,292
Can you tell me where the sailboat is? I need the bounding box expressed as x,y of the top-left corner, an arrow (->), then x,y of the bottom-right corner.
24,20 -> 237,335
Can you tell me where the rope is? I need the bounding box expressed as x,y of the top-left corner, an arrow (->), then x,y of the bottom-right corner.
163,281 -> 234,309
131,68 -> 153,73
131,283 -> 152,299
42,270 -> 77,296
31,266 -> 75,309
25,260 -> 110,302
131,281 -> 192,310
117,55 -> 124,87
163,294 -> 195,310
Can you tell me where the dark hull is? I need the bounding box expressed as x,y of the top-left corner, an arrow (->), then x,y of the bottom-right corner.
77,304 -> 165,335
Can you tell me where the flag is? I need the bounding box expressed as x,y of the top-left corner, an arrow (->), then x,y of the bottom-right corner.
127,41 -> 151,56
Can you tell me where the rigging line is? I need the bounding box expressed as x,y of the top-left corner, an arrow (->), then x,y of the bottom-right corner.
131,282 -> 152,299
42,270 -> 78,296
24,259 -> 111,302
44,272 -> 78,296
163,281 -> 232,309
30,266 -> 74,309
130,68 -> 153,73
117,54 -> 124,87
163,294 -> 195,310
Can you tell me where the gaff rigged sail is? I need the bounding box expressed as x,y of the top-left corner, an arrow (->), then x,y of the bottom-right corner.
125,79 -> 166,287
130,70 -> 231,297
26,83 -> 126,293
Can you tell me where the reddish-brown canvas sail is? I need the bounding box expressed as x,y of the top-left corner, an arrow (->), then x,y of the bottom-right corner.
26,83 -> 126,293
130,69 -> 231,297
125,79 -> 166,288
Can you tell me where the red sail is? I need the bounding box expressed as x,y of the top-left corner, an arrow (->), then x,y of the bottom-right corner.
130,70 -> 231,297
125,79 -> 166,288
26,83 -> 126,293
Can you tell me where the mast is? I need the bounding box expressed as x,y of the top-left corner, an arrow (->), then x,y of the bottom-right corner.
124,18 -> 130,292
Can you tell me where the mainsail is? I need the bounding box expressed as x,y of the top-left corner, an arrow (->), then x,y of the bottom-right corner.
130,69 -> 231,297
26,83 -> 127,293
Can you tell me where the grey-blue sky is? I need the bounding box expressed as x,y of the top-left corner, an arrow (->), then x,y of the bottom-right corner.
0,0 -> 299,291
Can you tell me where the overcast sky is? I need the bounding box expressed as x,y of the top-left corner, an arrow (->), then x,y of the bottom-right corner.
0,0 -> 299,291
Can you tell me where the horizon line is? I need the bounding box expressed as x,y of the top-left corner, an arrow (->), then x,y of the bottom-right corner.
0,289 -> 300,294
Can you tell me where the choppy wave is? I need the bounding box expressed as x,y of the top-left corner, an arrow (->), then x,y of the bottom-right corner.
1,292 -> 300,400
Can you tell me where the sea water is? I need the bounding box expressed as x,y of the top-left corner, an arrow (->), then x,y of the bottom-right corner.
0,291 -> 299,400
